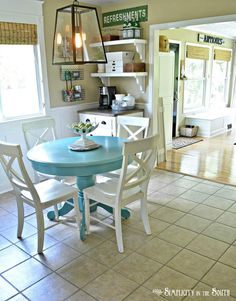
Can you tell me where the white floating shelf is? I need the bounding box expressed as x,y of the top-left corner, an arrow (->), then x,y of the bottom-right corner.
91,72 -> 148,93
91,39 -> 147,47
91,72 -> 147,77
90,39 -> 147,62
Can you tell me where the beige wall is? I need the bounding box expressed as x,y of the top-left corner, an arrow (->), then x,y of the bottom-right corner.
43,0 -> 101,108
43,0 -> 236,108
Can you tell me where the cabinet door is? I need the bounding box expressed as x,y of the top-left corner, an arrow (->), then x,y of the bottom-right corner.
79,114 -> 96,124
93,116 -> 115,136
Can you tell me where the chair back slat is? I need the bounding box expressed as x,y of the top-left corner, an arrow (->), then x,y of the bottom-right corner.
116,135 -> 158,203
0,142 -> 40,204
117,116 -> 150,140
22,117 -> 57,150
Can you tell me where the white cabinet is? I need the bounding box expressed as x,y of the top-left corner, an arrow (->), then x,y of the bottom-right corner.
79,113 -> 116,136
78,110 -> 144,137
90,39 -> 148,93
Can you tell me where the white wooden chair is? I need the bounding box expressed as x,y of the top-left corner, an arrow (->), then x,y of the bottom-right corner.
101,116 -> 150,179
117,115 -> 150,140
0,141 -> 79,253
83,134 -> 158,253
22,117 -> 76,219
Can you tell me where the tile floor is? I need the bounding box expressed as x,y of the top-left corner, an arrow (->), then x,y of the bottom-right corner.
0,170 -> 236,300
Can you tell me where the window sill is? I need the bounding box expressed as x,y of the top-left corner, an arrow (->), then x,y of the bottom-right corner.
0,113 -> 46,125
183,106 -> 206,116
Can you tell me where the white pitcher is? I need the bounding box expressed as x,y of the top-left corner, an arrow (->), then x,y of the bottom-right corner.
123,94 -> 135,107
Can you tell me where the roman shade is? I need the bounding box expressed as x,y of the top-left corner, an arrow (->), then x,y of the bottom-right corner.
0,22 -> 37,45
186,45 -> 209,60
214,49 -> 231,62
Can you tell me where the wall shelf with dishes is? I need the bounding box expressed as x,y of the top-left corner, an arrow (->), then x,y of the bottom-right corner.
90,39 -> 148,93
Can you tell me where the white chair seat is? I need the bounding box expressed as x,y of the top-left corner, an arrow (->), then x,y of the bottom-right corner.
22,179 -> 77,208
84,178 -> 142,207
0,142 -> 80,254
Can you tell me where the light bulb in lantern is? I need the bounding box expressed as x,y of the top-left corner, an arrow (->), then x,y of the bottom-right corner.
56,33 -> 62,45
75,33 -> 82,48
75,32 -> 86,49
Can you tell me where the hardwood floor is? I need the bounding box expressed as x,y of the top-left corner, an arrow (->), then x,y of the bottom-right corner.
157,130 -> 236,186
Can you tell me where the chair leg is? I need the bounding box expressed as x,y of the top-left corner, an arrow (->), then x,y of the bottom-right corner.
141,197 -> 151,235
36,209 -> 45,254
84,194 -> 90,234
114,207 -> 124,253
53,205 -> 59,221
73,193 -> 81,229
16,199 -> 24,238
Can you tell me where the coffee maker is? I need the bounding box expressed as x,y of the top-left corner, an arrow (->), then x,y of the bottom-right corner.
98,86 -> 116,109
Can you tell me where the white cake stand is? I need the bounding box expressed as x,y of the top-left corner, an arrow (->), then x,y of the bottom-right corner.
74,133 -> 98,148
69,124 -> 100,151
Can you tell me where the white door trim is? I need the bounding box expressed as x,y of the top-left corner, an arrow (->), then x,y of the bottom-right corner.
147,14 -> 236,162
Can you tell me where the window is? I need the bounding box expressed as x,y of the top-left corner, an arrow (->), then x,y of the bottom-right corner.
183,44 -> 209,113
0,45 -> 42,120
0,22 -> 43,121
184,58 -> 206,112
210,60 -> 228,108
210,49 -> 231,109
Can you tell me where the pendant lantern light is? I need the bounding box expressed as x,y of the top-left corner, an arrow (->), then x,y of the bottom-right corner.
52,0 -> 107,65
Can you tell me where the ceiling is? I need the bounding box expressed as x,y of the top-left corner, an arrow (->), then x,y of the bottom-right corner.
37,0 -> 124,4
186,22 -> 236,39
83,0 -> 124,5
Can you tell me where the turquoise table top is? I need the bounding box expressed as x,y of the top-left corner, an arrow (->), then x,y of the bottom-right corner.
27,136 -> 126,177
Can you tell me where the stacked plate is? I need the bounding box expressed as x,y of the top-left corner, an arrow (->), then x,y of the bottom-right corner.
69,143 -> 100,152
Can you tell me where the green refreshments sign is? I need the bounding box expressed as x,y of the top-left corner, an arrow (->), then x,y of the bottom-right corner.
102,5 -> 148,27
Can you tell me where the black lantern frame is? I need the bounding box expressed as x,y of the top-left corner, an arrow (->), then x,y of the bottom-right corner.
52,1 -> 107,65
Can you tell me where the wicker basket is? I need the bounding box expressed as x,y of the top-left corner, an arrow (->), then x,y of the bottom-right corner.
180,126 -> 199,137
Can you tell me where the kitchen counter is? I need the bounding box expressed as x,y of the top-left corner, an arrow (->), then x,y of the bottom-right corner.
77,108 -> 144,117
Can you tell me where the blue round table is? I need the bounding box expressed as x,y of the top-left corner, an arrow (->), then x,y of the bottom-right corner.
27,136 -> 130,240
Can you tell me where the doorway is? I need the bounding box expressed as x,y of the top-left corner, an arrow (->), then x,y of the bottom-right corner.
149,14 -> 236,164
169,42 -> 180,138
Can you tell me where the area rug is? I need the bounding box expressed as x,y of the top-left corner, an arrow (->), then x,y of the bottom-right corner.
172,137 -> 203,149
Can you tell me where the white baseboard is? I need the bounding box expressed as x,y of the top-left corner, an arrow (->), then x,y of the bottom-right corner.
157,148 -> 166,164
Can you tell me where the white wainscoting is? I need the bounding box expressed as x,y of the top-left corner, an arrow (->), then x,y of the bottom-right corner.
185,109 -> 236,137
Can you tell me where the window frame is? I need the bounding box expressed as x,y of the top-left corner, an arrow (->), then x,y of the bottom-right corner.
0,44 -> 45,121
183,43 -> 210,114
0,5 -> 49,124
209,47 -> 232,108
